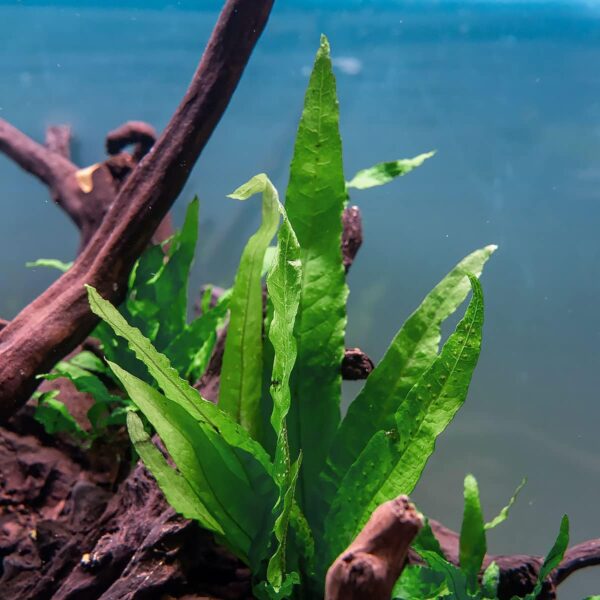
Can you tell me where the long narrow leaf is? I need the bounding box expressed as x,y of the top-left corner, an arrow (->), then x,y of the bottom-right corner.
126,411 -> 224,536
326,246 -> 496,488
459,474 -> 486,592
285,34 -> 348,523
264,186 -> 303,592
219,174 -> 281,438
324,276 -> 484,563
485,478 -> 526,530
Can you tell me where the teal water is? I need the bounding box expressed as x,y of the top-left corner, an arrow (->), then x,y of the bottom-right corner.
1,2 -> 600,595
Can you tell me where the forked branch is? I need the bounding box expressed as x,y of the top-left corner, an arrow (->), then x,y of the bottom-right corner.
0,0 -> 275,418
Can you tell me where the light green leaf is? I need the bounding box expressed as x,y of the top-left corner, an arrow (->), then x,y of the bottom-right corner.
392,564 -> 447,600
33,391 -> 87,439
114,362 -> 276,563
86,285 -> 274,475
485,478 -> 526,530
26,258 -> 73,272
285,34 -> 348,524
263,183 -> 303,593
459,474 -> 486,593
220,174 -> 281,438
126,410 -> 224,536
326,246 -> 496,491
324,276 -> 484,562
346,151 -> 435,190
68,350 -> 110,375
481,562 -> 500,598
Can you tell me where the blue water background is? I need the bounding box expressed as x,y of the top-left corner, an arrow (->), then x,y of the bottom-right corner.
1,2 -> 599,595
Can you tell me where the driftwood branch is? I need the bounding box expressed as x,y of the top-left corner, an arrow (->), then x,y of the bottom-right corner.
326,496 -> 423,600
0,0 -> 275,419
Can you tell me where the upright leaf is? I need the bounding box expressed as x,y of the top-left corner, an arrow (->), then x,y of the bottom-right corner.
285,34 -> 348,522
324,276 -> 484,562
346,151 -> 435,190
459,474 -> 486,592
326,246 -> 496,488
219,175 -> 281,438
520,516 -> 569,600
264,188 -> 303,593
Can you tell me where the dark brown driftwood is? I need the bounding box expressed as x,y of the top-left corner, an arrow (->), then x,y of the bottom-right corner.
325,496 -> 423,600
0,0 -> 275,419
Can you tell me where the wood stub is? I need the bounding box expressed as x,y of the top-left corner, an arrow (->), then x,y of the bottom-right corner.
325,495 -> 423,600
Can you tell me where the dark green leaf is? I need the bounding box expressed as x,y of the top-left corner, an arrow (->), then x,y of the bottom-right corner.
34,391 -> 87,439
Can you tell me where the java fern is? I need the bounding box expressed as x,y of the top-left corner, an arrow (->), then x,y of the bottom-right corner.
36,36 -> 569,598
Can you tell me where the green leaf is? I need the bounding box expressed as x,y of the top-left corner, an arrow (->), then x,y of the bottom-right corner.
481,562 -> 500,598
392,565 -> 447,600
285,34 -> 348,524
86,285 -> 274,476
114,362 -> 276,563
485,478 -> 526,530
26,258 -> 72,272
219,174 -> 282,438
420,551 -> 471,599
68,350 -> 110,375
522,515 -> 569,600
413,519 -> 444,558
34,391 -> 87,439
459,474 -> 486,593
164,290 -> 230,381
324,276 -> 484,562
326,246 -> 495,493
126,410 -> 224,536
263,178 -> 303,594
127,197 -> 199,349
346,151 -> 435,190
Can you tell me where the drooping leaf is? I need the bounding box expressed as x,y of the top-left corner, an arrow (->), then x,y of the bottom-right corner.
412,519 -> 444,558
114,362 -> 276,564
219,174 -> 281,438
459,474 -> 486,593
86,285 -> 274,475
33,391 -> 87,439
326,247 -> 495,493
284,34 -> 348,524
485,478 -> 526,530
126,410 -> 224,536
324,276 -> 484,562
346,151 -> 435,190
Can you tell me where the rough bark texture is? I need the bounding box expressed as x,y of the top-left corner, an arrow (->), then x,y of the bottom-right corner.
325,496 -> 422,600
0,0 -> 275,418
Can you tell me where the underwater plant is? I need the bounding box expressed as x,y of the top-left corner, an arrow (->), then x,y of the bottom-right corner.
59,37 -> 571,599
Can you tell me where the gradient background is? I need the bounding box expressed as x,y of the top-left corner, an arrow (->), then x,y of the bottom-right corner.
1,1 -> 599,596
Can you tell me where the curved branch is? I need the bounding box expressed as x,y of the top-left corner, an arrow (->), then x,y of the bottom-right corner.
106,120 -> 157,162
0,0 -> 275,418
